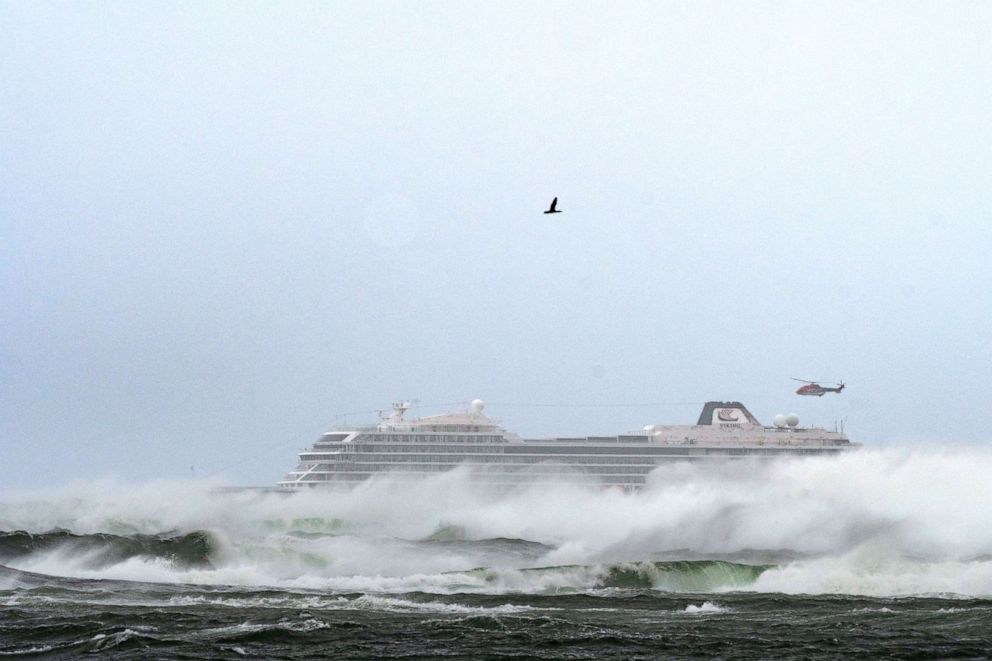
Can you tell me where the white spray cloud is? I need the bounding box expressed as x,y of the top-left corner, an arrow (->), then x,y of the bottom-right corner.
3,449 -> 992,596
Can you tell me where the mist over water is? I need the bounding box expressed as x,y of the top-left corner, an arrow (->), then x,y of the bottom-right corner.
3,448 -> 992,598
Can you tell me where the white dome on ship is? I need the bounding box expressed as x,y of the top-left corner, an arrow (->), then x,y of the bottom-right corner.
786,414 -> 800,428
643,425 -> 657,433
773,414 -> 787,428
471,399 -> 485,414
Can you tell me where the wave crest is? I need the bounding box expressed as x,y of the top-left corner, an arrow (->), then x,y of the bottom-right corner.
0,529 -> 214,569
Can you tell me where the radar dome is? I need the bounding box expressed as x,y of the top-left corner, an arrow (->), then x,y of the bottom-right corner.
643,425 -> 658,434
786,414 -> 799,428
773,414 -> 787,428
471,399 -> 485,414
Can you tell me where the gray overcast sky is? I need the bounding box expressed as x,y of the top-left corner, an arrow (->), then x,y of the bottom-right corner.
1,1 -> 990,488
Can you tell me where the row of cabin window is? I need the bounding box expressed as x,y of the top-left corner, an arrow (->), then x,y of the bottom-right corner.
351,444 -> 504,454
360,434 -> 505,444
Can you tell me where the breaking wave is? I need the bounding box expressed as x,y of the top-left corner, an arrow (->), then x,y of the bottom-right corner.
3,448 -> 992,597
458,560 -> 767,592
0,530 -> 214,569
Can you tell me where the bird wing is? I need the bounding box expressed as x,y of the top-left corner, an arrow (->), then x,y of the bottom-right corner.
549,197 -> 557,211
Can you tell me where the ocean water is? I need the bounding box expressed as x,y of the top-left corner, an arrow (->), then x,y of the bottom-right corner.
3,449 -> 992,659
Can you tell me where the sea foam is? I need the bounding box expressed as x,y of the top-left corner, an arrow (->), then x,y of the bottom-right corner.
2,448 -> 992,597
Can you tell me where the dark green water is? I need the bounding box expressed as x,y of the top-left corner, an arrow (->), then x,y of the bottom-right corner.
4,456 -> 992,658
3,572 -> 992,659
3,540 -> 992,659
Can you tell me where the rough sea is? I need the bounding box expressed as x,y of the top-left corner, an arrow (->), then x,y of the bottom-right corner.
3,449 -> 992,659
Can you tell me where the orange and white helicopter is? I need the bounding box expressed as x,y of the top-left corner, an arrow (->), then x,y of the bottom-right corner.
792,378 -> 846,396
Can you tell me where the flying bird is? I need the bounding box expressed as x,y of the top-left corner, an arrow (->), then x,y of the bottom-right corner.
543,197 -> 562,214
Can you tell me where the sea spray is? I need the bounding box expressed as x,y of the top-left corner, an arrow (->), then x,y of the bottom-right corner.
753,546 -> 992,597
2,448 -> 992,596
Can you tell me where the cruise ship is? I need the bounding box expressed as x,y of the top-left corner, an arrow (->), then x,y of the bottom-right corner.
278,400 -> 854,489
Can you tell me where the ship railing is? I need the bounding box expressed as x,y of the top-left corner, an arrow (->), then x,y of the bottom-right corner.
316,427 -> 362,438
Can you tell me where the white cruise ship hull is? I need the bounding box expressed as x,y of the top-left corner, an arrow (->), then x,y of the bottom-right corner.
279,400 -> 854,490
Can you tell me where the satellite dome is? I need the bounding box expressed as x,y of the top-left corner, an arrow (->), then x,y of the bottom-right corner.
773,414 -> 787,428
471,399 -> 485,414
643,425 -> 658,434
786,414 -> 800,428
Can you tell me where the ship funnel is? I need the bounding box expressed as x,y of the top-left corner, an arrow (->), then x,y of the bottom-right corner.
696,402 -> 761,426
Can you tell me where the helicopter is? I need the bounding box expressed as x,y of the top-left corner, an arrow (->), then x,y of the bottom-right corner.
792,378 -> 846,396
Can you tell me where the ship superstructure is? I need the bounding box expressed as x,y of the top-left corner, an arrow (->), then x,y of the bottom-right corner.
278,400 -> 853,489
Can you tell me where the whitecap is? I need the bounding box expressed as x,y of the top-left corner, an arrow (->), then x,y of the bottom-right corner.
683,601 -> 727,614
